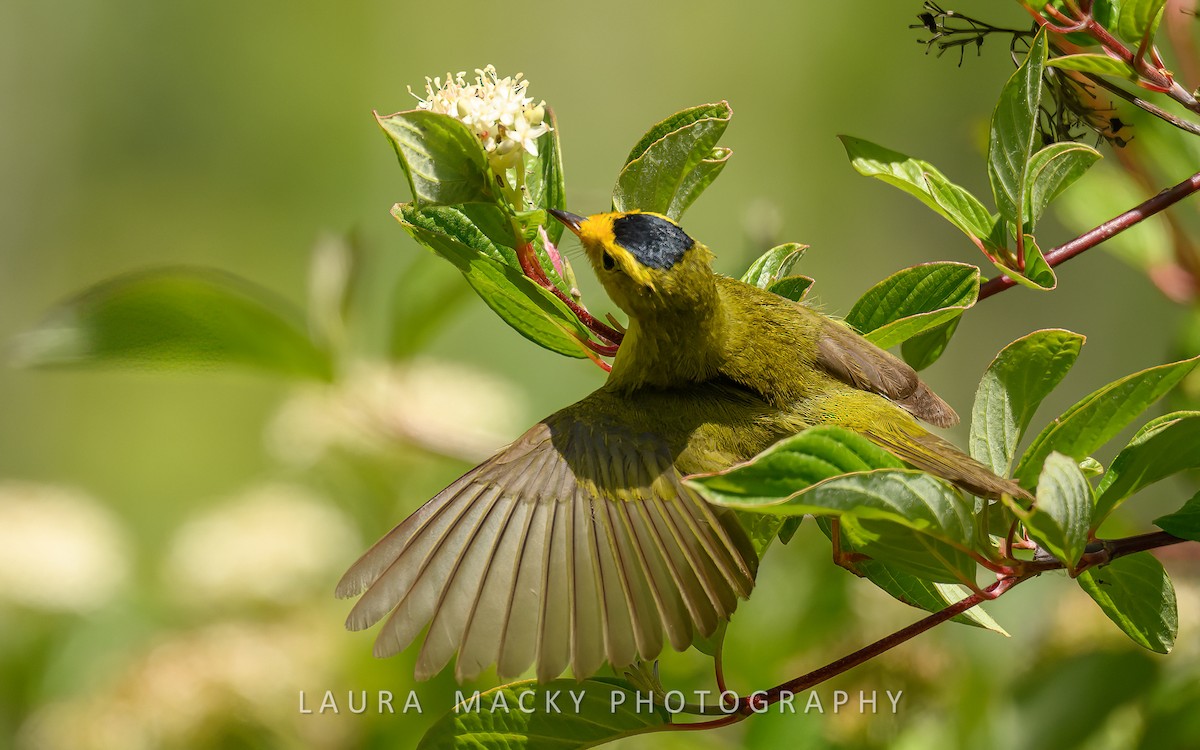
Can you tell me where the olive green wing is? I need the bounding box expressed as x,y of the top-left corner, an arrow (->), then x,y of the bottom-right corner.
336,409 -> 757,683
816,317 -> 959,428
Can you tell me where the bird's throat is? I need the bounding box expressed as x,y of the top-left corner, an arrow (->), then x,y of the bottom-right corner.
605,296 -> 726,391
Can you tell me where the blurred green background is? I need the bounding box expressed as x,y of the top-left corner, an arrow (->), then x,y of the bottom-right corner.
2,1 -> 1198,748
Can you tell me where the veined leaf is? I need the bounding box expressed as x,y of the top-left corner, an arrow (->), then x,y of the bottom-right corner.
767,275 -> 815,302
12,268 -> 331,380
846,262 -> 980,349
970,329 -> 1085,476
417,678 -> 669,750
1025,452 -> 1093,572
614,102 -> 732,220
688,425 -> 903,504
527,106 -> 567,244
741,242 -> 808,289
394,205 -> 591,358
839,135 -> 992,240
900,317 -> 961,371
669,146 -> 732,220
1023,142 -> 1101,228
1047,54 -> 1139,81
376,110 -> 493,207
988,29 -> 1048,228
1077,552 -> 1177,653
1015,356 -> 1200,486
1116,0 -> 1167,44
988,233 -> 1056,291
1094,412 -> 1200,523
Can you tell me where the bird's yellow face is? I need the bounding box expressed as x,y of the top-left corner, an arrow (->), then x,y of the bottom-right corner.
550,210 -> 715,319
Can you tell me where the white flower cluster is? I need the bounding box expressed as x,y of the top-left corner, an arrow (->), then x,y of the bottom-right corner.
412,65 -> 550,173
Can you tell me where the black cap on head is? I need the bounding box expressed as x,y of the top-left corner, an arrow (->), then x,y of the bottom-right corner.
611,213 -> 694,270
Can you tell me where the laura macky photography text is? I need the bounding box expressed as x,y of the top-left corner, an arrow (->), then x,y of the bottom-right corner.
298,688 -> 904,716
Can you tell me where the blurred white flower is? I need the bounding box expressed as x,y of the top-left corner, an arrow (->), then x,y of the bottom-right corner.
0,482 -> 129,612
164,483 -> 358,606
17,616 -> 348,750
411,65 -> 551,202
267,358 -> 525,466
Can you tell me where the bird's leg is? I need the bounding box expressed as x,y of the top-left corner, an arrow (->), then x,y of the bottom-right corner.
830,519 -> 870,577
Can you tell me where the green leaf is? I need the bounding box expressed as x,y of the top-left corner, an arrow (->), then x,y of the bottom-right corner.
845,550 -> 1008,633
772,471 -> 979,584
669,147 -> 732,220
970,329 -> 1085,476
839,135 -> 992,240
1023,142 -> 1102,228
401,203 -> 516,266
417,678 -> 669,750
1077,552 -> 1177,653
1116,0 -> 1167,44
376,110 -> 493,206
527,107 -> 567,244
688,426 -> 903,504
767,275 -> 815,302
692,432 -> 976,583
614,102 -> 732,220
1047,54 -> 1139,81
12,268 -> 332,380
900,316 -> 960,371
740,242 -> 808,288
1095,412 -> 1200,523
1154,491 -> 1200,540
394,205 -> 591,358
1015,356 -> 1200,486
1025,452 -> 1093,571
845,262 -> 980,349
991,234 -> 1056,291
988,29 -> 1048,227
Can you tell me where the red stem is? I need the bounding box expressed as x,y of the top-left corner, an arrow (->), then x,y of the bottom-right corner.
980,169 -> 1200,300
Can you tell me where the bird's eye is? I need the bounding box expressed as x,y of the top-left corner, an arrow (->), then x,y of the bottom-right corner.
601,252 -> 615,271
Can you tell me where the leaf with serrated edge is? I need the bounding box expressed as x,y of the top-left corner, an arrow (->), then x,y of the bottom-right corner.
846,262 -> 980,349
970,329 -> 1085,475
416,678 -> 669,750
1077,552 -> 1177,654
1026,452 -> 1093,572
1094,412 -> 1200,524
1015,356 -> 1200,486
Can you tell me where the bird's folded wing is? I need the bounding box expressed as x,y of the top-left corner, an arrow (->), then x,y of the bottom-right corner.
816,318 -> 959,428
335,415 -> 757,683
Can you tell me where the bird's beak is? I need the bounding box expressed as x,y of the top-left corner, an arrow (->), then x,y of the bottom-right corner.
548,209 -> 585,237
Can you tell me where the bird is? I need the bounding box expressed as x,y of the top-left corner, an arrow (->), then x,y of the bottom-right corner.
336,209 -> 1027,684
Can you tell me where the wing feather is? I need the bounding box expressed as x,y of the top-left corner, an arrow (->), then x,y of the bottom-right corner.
337,411 -> 758,682
817,319 -> 959,428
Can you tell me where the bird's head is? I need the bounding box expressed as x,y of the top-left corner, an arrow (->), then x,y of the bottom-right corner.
549,209 -> 716,319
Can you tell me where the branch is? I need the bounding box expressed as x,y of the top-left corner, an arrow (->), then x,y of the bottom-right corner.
980,168 -> 1200,300
663,529 -> 1190,734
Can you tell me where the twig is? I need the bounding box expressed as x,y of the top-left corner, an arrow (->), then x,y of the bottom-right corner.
658,529 -> 1189,734
979,168 -> 1200,299
1085,73 -> 1200,137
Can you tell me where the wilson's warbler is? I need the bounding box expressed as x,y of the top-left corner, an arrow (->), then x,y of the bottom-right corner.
337,210 -> 1026,683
